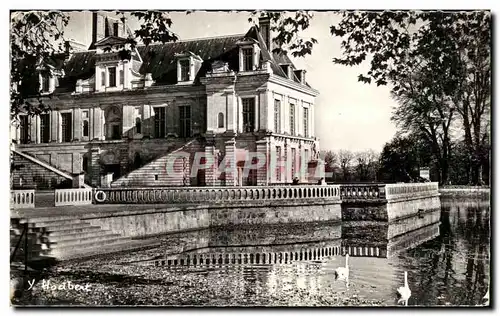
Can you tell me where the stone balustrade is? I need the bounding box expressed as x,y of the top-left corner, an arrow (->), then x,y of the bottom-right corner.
385,182 -> 439,200
340,184 -> 386,200
10,190 -> 35,209
55,188 -> 93,206
149,245 -> 383,267
94,185 -> 341,204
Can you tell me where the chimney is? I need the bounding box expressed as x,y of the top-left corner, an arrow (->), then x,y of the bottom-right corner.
259,16 -> 271,51
91,12 -> 98,48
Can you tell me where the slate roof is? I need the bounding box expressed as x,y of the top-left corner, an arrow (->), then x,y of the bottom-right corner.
54,25 -> 309,92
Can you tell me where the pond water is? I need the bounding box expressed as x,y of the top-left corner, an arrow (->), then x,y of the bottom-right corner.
135,197 -> 490,306
15,197 -> 490,307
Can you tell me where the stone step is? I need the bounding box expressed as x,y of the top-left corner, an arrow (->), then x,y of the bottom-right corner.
48,235 -> 125,249
29,219 -> 91,227
38,222 -> 93,232
45,231 -> 118,243
19,215 -> 78,224
42,239 -> 161,261
44,237 -> 133,259
45,226 -> 104,237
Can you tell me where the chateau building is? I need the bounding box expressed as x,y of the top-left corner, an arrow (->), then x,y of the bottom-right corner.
11,13 -> 321,189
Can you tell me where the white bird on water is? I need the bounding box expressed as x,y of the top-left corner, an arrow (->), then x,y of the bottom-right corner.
397,271 -> 411,306
482,287 -> 489,306
335,253 -> 349,287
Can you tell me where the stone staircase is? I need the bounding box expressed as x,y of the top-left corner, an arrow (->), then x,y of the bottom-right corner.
11,216 -> 134,261
112,138 -> 204,187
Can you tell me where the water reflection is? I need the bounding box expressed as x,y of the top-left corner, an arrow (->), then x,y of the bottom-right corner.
137,198 -> 489,306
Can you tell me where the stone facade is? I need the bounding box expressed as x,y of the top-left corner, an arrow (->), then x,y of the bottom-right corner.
12,13 -> 321,188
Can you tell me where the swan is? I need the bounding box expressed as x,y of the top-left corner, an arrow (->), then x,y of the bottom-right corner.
335,253 -> 349,287
482,288 -> 489,306
397,271 -> 411,306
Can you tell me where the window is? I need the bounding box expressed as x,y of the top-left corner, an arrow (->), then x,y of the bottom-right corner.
179,106 -> 191,138
135,117 -> 142,134
101,71 -> 105,86
61,113 -> 72,142
19,115 -> 29,144
82,156 -> 88,173
303,107 -> 309,137
218,112 -> 224,128
111,125 -> 121,140
280,65 -> 290,78
113,23 -> 119,37
179,59 -> 190,81
82,110 -> 89,137
242,98 -> 255,132
274,99 -> 281,133
108,67 -> 116,87
119,69 -> 124,85
291,148 -> 296,179
41,74 -> 50,92
276,146 -> 281,182
242,48 -> 253,71
154,107 -> 166,138
290,104 -> 295,136
40,114 -> 50,143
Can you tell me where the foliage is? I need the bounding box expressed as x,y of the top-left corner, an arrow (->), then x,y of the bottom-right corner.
330,10 -> 491,185
10,11 -> 69,118
249,11 -> 317,57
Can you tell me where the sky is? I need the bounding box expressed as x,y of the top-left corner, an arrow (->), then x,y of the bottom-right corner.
62,11 -> 399,153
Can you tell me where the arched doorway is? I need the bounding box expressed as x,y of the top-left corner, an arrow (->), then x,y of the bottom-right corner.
104,106 -> 122,140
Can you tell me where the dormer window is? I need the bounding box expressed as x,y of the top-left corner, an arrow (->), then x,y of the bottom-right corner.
175,52 -> 202,84
237,38 -> 260,72
41,74 -> 50,93
179,59 -> 190,82
108,67 -> 117,87
113,22 -> 119,37
280,64 -> 293,79
242,48 -> 253,71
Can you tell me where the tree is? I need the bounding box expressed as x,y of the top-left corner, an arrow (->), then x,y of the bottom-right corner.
378,135 -> 421,183
319,150 -> 337,182
338,150 -> 354,182
10,11 -> 69,118
330,11 -> 491,185
354,150 -> 379,182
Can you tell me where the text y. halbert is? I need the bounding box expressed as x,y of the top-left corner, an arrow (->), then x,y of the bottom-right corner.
40,279 -> 91,292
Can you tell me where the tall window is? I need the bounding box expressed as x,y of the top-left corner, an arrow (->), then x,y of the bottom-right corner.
179,106 -> 191,138
289,104 -> 295,135
101,71 -> 105,86
61,113 -> 72,142
154,107 -> 166,138
119,69 -> 124,85
274,99 -> 281,133
41,74 -> 50,92
108,67 -> 116,87
135,117 -> 142,134
291,148 -> 297,179
40,114 -> 50,143
276,146 -> 282,182
113,22 -> 119,37
242,98 -> 255,132
82,110 -> 89,137
218,112 -> 224,128
19,115 -> 29,144
82,156 -> 88,173
303,107 -> 309,137
242,48 -> 253,71
179,59 -> 190,81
